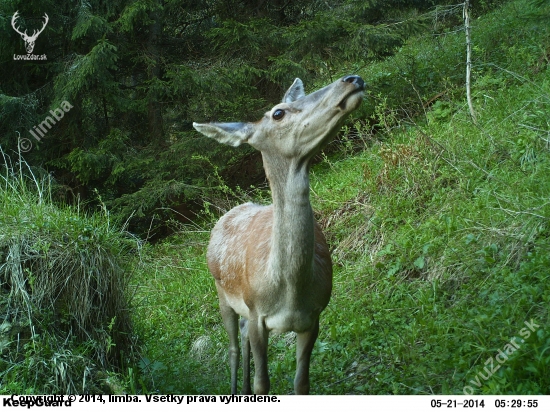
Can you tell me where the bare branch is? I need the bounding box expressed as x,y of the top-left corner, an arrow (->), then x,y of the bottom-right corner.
464,1 -> 477,124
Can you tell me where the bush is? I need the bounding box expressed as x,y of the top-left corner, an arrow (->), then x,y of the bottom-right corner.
0,149 -> 138,393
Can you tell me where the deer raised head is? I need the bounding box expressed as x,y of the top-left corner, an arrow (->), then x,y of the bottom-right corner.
11,11 -> 49,54
193,75 -> 364,394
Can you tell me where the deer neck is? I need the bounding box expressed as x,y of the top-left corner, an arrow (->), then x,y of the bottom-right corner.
263,153 -> 315,288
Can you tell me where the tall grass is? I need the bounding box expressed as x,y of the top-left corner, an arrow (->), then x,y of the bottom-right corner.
308,69 -> 550,394
0,149 -> 138,393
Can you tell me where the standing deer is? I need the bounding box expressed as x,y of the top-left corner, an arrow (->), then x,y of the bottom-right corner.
193,75 -> 365,394
11,11 -> 49,54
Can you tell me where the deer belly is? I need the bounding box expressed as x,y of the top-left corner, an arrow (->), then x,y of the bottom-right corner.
264,307 -> 317,334
223,292 -> 251,319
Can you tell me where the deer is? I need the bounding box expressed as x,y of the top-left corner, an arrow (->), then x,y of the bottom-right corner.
11,11 -> 49,54
193,75 -> 365,395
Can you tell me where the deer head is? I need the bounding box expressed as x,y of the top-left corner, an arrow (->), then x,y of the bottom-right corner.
194,75 -> 364,162
11,11 -> 49,54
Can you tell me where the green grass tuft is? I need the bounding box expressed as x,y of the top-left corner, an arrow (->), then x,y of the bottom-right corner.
0,149 -> 138,394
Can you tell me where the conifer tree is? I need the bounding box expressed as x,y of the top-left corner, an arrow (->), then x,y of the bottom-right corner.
1,0 -> 458,235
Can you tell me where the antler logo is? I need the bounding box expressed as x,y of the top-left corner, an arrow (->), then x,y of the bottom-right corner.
11,11 -> 49,54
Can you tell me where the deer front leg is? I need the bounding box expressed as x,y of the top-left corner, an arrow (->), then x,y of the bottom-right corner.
218,293 -> 240,394
239,318 -> 252,394
294,318 -> 320,395
248,315 -> 270,394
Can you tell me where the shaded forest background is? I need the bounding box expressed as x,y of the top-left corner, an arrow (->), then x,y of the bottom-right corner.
1,0 -> 498,237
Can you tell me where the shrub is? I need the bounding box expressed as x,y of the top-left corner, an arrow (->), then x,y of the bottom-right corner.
0,148 -> 138,393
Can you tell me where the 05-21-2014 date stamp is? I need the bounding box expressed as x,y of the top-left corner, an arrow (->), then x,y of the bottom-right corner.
431,399 -> 539,409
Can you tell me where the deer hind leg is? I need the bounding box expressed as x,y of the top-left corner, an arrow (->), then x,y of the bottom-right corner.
239,318 -> 252,394
217,292 -> 240,394
294,318 -> 320,395
248,315 -> 270,394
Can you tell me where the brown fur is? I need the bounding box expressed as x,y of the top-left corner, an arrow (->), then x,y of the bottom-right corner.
207,204 -> 332,319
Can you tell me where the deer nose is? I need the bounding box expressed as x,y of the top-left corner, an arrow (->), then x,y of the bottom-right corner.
342,75 -> 365,89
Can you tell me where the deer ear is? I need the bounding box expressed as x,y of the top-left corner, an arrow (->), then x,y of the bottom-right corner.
282,78 -> 305,103
193,122 -> 255,147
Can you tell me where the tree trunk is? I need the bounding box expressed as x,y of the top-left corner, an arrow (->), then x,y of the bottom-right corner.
464,0 -> 477,124
147,3 -> 164,144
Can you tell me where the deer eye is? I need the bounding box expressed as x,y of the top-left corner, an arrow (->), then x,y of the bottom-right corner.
272,109 -> 285,120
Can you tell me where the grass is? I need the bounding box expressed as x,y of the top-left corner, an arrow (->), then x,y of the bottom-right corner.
0,150 -> 137,394
131,0 -> 550,395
